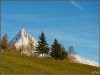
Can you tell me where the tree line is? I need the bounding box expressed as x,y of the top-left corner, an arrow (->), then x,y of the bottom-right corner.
1,32 -> 76,61
0,34 -> 16,52
36,31 -> 76,60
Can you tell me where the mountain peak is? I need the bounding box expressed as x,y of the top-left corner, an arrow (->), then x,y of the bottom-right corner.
20,28 -> 27,37
21,28 -> 27,33
9,28 -> 38,53
21,28 -> 26,32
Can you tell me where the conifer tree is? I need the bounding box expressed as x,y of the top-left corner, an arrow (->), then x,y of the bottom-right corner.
50,39 -> 59,59
50,39 -> 68,60
36,31 -> 49,58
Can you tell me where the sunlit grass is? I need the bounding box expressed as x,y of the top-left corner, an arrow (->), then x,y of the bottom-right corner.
1,51 -> 99,74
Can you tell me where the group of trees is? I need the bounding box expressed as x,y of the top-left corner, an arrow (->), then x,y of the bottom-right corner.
36,32 -> 72,60
1,32 -> 76,61
0,34 -> 16,52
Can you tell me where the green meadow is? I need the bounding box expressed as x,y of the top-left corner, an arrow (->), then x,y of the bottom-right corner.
1,51 -> 99,74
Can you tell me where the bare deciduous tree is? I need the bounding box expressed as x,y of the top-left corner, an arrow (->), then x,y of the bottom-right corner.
68,46 -> 76,62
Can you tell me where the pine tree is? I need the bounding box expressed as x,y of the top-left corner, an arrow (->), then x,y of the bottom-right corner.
1,34 -> 8,51
50,39 -> 68,60
60,46 -> 68,60
50,39 -> 59,60
36,31 -> 49,58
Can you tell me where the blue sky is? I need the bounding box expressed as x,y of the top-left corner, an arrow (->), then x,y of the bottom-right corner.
1,1 -> 99,63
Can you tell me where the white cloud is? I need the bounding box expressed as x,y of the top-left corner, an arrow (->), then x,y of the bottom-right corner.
70,1 -> 86,12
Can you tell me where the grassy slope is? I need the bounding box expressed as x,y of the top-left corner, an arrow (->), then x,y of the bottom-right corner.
1,52 -> 99,74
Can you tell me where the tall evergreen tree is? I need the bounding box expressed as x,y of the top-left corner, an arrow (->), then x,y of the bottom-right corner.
60,46 -> 68,60
1,34 -> 8,51
50,39 -> 59,59
50,39 -> 68,60
36,31 -> 49,58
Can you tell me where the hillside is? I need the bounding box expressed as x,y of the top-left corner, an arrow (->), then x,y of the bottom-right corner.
1,51 -> 99,74
8,28 -> 99,67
